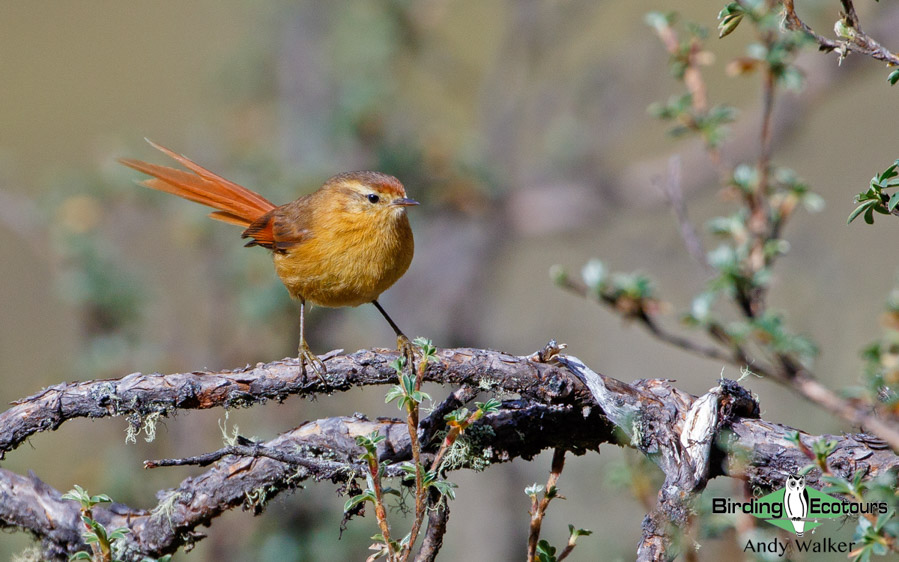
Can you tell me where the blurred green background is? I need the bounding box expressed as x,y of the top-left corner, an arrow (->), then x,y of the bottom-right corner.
1,1 -> 896,560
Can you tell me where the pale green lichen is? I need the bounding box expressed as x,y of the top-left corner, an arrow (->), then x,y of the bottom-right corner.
438,425 -> 495,473
150,490 -> 182,530
218,411 -> 240,446
125,411 -> 159,444
245,467 -> 307,511
478,377 -> 499,391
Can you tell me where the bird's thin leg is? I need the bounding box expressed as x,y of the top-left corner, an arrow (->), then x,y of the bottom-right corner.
372,300 -> 416,365
298,298 -> 326,378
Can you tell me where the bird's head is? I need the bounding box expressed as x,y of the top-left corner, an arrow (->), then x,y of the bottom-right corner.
324,171 -> 418,225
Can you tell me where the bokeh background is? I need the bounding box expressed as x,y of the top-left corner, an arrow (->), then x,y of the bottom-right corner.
1,1 -> 896,560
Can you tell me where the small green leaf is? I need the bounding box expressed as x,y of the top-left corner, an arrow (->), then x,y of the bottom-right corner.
476,398 -> 501,414
888,192 -> 899,212
717,2 -> 745,19
389,357 -> 406,374
536,539 -> 557,562
888,69 -> 899,85
413,337 -> 438,361
878,163 -> 898,181
107,527 -> 131,540
430,479 -> 458,500
848,200 -> 876,224
344,490 -> 376,512
399,461 -> 419,481
568,525 -> 593,539
874,508 -> 895,532
445,408 -> 470,424
544,485 -> 559,499
718,13 -> 743,38
834,19 -> 854,40
384,385 -> 406,406
821,475 -> 854,496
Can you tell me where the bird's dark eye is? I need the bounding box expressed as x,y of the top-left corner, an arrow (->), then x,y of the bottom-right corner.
367,194 -> 380,204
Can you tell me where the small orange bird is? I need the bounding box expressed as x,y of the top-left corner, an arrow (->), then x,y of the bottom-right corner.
120,140 -> 418,375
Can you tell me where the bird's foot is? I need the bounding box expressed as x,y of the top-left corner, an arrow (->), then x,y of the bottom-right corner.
397,334 -> 419,370
298,341 -> 327,381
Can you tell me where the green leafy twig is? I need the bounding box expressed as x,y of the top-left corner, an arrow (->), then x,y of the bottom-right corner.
369,340 -> 442,561
525,449 -> 590,562
646,12 -> 735,156
355,339 -> 494,560
849,160 -> 899,224
397,339 -> 435,561
61,485 -> 131,562
346,432 -> 398,559
562,3 -> 899,452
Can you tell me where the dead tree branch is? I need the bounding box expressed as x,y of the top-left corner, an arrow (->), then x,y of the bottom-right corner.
0,348 -> 565,459
0,347 -> 897,560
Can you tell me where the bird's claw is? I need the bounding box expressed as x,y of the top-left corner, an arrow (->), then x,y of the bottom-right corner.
299,341 -> 327,381
397,334 -> 419,368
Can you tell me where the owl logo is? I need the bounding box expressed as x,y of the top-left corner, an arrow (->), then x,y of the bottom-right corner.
783,474 -> 810,536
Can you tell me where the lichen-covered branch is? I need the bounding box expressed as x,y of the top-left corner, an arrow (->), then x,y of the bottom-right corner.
0,347 -> 568,459
0,348 -> 897,560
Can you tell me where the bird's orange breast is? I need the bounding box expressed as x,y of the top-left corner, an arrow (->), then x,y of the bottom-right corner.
272,211 -> 414,307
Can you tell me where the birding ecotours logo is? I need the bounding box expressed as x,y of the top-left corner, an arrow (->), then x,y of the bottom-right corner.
782,474 -> 810,535
746,474 -> 843,535
712,475 -> 890,555
712,473 -> 887,535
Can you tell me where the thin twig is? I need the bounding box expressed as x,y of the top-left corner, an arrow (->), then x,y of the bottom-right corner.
561,270 -> 899,449
782,0 -> 899,66
144,441 -> 403,476
556,276 -> 736,364
400,358 -> 430,562
369,452 -> 396,560
526,448 -> 566,562
743,5 -> 779,317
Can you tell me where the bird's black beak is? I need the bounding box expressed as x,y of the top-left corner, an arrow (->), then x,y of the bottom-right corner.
392,197 -> 420,207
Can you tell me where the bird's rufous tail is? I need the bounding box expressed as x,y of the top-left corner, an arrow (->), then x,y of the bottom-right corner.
118,140 -> 276,228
